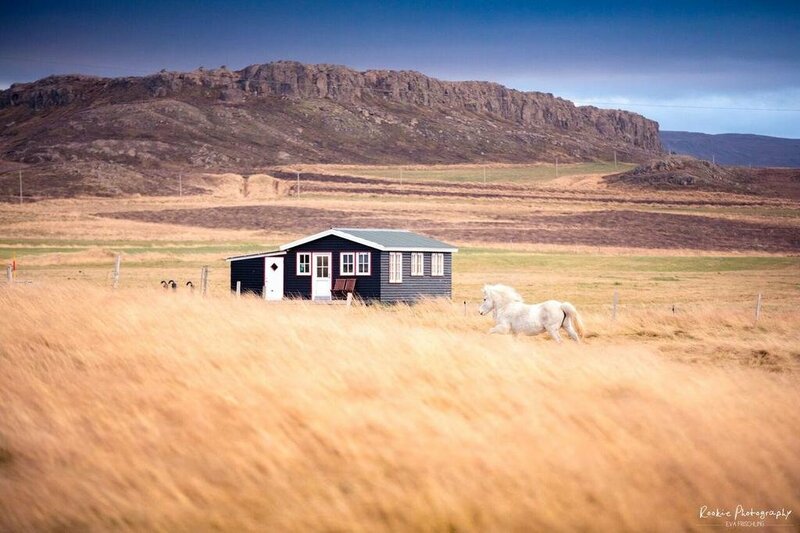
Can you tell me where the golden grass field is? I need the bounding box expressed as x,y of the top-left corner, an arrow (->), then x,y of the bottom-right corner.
1,163 -> 799,531
1,286 -> 799,531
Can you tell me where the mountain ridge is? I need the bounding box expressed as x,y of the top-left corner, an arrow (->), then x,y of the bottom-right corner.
661,131 -> 800,168
0,60 -> 662,198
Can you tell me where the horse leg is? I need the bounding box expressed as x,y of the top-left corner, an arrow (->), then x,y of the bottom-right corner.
489,322 -> 511,335
563,318 -> 581,342
545,325 -> 563,343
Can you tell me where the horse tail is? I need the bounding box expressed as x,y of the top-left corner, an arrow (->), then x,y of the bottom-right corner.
561,302 -> 585,337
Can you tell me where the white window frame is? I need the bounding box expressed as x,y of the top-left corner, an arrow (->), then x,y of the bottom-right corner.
431,253 -> 444,276
340,252 -> 355,276
356,252 -> 371,276
389,252 -> 403,283
297,252 -> 311,276
411,252 -> 424,276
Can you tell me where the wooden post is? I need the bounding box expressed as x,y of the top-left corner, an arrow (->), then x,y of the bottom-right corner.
236,280 -> 241,297
19,170 -> 23,205
346,292 -> 353,307
296,171 -> 300,196
463,300 -> 467,316
614,150 -> 617,169
755,293 -> 762,323
6,265 -> 12,283
200,266 -> 209,296
179,173 -> 182,197
612,289 -> 619,321
483,166 -> 486,185
112,255 -> 121,289
555,157 -> 559,178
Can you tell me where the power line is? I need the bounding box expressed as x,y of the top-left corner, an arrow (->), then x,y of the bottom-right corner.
574,101 -> 800,112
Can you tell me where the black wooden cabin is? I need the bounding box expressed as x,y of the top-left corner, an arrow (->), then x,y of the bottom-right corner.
227,228 -> 457,303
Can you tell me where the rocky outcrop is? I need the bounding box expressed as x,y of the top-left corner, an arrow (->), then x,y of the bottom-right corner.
605,156 -> 758,192
2,61 -> 661,152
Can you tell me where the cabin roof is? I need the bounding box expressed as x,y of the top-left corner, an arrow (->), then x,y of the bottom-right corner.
279,228 -> 458,252
225,250 -> 285,261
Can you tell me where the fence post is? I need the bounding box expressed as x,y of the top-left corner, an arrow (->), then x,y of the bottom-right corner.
112,255 -> 121,289
236,281 -> 241,297
612,289 -> 619,321
755,293 -> 762,323
6,265 -> 12,283
200,266 -> 209,296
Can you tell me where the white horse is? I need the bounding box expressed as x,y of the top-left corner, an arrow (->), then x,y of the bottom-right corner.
479,284 -> 585,343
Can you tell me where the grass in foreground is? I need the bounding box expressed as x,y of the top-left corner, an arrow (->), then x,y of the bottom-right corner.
1,285 -> 798,531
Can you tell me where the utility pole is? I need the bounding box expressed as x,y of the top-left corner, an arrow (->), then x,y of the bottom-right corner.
19,170 -> 22,205
179,173 -> 182,197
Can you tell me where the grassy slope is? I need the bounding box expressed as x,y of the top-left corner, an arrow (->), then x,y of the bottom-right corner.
325,162 -> 636,182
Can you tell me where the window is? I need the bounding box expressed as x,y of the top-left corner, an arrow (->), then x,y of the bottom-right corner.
389,252 -> 403,283
431,253 -> 444,276
340,252 -> 355,275
316,254 -> 329,278
356,252 -> 371,275
411,253 -> 424,276
297,252 -> 311,276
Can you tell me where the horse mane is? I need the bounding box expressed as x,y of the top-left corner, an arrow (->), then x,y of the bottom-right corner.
484,284 -> 524,308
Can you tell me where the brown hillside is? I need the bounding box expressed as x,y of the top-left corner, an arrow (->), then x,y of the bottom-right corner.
0,61 -> 661,198
604,156 -> 761,194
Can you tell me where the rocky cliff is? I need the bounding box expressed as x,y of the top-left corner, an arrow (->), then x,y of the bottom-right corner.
0,61 -> 662,197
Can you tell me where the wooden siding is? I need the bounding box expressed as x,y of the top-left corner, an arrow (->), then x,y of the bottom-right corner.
229,257 -> 264,296
283,235 -> 381,300
379,251 -> 452,303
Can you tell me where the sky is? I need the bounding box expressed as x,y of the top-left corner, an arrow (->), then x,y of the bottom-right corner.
1,0 -> 799,137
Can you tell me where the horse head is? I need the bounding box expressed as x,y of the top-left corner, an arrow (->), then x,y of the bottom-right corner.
480,284 -> 523,315
479,285 -> 495,315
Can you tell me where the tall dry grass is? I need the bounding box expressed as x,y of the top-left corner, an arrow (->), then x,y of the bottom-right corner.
1,285 -> 799,531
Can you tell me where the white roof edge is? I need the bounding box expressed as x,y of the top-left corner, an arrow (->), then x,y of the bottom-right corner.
226,250 -> 286,261
279,229 -> 389,251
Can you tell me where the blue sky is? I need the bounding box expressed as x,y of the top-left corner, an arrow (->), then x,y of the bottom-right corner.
1,1 -> 799,137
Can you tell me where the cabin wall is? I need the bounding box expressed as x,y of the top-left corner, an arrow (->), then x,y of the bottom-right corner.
229,257 -> 265,296
379,251 -> 452,303
283,235 -> 381,300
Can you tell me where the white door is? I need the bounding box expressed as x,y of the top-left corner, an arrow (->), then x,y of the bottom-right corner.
311,253 -> 332,300
264,257 -> 284,301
